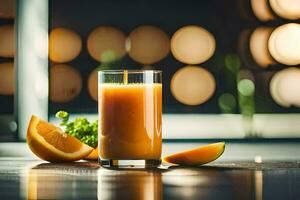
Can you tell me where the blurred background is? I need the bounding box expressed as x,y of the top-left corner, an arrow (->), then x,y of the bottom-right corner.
1,0 -> 300,140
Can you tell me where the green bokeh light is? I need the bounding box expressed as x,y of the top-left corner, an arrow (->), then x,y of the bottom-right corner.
218,93 -> 237,113
238,79 -> 255,96
101,49 -> 118,63
225,54 -> 240,74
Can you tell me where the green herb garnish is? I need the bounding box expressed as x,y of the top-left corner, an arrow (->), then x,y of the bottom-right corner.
55,111 -> 98,148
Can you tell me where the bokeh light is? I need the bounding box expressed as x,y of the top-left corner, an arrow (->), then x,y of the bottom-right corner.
250,0 -> 275,21
237,69 -> 255,82
126,25 -> 170,64
87,26 -> 126,62
50,64 -> 82,103
171,25 -> 216,64
238,79 -> 255,97
269,0 -> 300,20
225,54 -> 240,74
0,24 -> 14,57
268,23 -> 300,66
249,27 -> 275,68
49,27 -> 82,63
270,67 -> 300,107
270,68 -> 290,107
87,69 -> 98,102
238,78 -> 255,118
218,93 -> 237,113
171,66 -> 216,106
0,62 -> 14,95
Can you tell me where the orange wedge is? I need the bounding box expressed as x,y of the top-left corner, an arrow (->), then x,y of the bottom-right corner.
85,147 -> 98,160
27,115 -> 93,162
163,142 -> 225,166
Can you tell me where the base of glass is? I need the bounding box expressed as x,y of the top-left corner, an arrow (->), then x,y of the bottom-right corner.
100,159 -> 161,168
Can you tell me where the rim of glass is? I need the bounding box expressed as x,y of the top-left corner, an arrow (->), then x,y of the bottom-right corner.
98,69 -> 162,74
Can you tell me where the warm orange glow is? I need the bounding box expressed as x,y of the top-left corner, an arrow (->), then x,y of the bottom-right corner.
0,0 -> 15,18
270,0 -> 300,20
50,64 -> 82,103
249,27 -> 275,68
127,25 -> 170,64
0,24 -> 14,57
270,67 -> 300,107
87,69 -> 98,101
171,66 -> 216,105
0,62 -> 14,95
87,26 -> 126,62
97,170 -> 162,200
251,0 -> 275,21
49,28 -> 82,63
171,25 -> 215,64
268,23 -> 300,65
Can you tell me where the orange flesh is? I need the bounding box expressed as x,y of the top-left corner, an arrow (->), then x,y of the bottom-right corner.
85,147 -> 98,160
35,120 -> 57,134
27,115 -> 93,162
163,142 -> 225,165
36,120 -> 82,153
99,83 -> 162,160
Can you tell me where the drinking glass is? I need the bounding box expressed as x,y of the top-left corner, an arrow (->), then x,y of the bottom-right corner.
98,70 -> 162,168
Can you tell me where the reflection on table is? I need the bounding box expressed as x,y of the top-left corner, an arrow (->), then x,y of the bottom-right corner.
12,161 -> 299,200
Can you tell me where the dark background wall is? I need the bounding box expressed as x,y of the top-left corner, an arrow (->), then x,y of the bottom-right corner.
1,0 -> 300,116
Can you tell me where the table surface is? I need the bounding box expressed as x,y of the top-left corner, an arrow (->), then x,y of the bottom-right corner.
1,160 -> 300,200
0,142 -> 300,200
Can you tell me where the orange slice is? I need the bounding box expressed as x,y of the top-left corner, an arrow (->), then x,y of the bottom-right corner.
163,142 -> 225,166
85,147 -> 98,160
27,115 -> 93,162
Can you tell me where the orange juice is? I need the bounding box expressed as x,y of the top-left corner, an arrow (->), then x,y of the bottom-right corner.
98,83 -> 162,160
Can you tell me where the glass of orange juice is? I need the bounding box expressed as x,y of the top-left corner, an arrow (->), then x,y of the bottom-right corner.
98,70 -> 162,168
